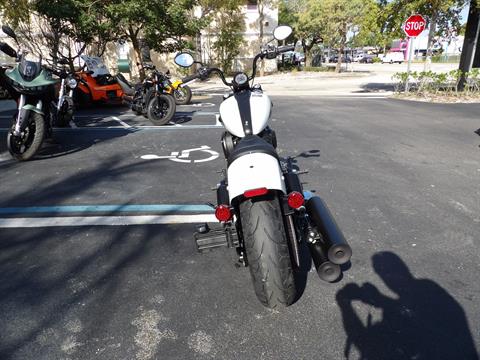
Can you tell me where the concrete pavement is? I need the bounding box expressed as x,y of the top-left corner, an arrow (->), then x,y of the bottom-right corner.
189,62 -> 459,96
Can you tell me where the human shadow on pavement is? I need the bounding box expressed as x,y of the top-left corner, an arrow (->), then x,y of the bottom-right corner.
336,251 -> 478,360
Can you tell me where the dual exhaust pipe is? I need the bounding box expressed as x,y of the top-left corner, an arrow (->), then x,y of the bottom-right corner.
305,196 -> 352,282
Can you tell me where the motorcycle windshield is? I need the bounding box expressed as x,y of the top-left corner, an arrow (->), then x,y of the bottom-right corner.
19,57 -> 42,82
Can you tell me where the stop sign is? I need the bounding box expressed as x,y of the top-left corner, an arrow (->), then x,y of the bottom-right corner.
403,14 -> 427,37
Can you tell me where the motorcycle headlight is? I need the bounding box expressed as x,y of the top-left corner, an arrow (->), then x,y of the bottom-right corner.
67,78 -> 77,89
234,72 -> 248,86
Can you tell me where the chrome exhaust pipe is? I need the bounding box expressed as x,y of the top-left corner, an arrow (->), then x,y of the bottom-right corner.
305,196 -> 352,265
307,241 -> 341,282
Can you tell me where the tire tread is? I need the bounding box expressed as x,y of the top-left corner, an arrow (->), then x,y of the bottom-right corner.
239,195 -> 297,308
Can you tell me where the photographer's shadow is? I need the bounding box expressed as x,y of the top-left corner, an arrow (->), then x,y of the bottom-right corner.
336,252 -> 478,360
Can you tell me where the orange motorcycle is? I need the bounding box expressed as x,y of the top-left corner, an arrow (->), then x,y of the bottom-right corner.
73,55 -> 124,106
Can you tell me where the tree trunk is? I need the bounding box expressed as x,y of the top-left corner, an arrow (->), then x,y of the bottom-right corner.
336,25 -> 347,73
425,12 -> 438,71
305,46 -> 313,67
258,3 -> 265,76
127,25 -> 146,80
336,46 -> 343,73
132,41 -> 145,80
195,32 -> 202,63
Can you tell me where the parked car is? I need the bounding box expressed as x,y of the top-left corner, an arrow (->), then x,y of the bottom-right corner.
353,53 -> 366,62
329,54 -> 352,63
359,54 -> 375,63
280,51 -> 305,65
382,52 -> 404,64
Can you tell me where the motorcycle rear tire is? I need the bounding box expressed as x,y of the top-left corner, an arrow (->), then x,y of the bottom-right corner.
174,85 -> 192,105
7,112 -> 45,161
239,193 -> 297,308
147,94 -> 175,125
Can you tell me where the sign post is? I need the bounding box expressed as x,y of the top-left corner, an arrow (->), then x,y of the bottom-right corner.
403,14 -> 427,92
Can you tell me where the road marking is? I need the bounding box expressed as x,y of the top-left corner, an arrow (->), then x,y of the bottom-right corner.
0,204 -> 214,214
0,125 -> 224,131
187,103 -> 215,108
175,111 -> 219,116
0,214 -> 217,228
112,116 -> 131,128
141,145 -> 219,163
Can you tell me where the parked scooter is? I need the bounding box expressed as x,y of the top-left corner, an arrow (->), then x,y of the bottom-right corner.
176,26 -> 352,308
0,25 -> 77,161
116,63 -> 175,125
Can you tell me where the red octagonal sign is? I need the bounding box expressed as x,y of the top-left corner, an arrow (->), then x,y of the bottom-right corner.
403,14 -> 427,38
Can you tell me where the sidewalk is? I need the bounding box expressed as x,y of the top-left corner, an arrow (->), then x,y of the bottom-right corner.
190,72 -> 393,97
189,62 -> 459,97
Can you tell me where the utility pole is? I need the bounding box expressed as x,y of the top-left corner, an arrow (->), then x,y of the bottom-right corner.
459,0 -> 480,90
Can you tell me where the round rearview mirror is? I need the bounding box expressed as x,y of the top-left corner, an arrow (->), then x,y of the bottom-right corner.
2,25 -> 17,40
273,25 -> 292,41
174,52 -> 194,68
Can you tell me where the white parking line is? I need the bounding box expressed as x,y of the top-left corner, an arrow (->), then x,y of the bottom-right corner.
0,125 -> 223,131
112,116 -> 131,128
0,214 -> 217,228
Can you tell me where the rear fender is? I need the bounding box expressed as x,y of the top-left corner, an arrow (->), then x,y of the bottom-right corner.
227,152 -> 286,202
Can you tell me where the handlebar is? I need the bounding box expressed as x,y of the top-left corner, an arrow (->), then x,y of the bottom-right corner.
182,73 -> 200,83
278,45 -> 295,53
183,43 -> 296,88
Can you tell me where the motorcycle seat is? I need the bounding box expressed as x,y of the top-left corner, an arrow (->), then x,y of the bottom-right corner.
95,74 -> 118,86
116,74 -> 135,95
227,135 -> 278,166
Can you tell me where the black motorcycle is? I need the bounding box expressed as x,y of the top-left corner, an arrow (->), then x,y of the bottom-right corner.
0,25 -> 77,161
116,64 -> 175,126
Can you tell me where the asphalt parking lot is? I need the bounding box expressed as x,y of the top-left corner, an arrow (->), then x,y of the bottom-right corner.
0,93 -> 479,359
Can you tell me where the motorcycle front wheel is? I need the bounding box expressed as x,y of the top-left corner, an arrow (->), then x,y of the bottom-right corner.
239,193 -> 297,308
147,94 -> 175,125
174,85 -> 192,105
7,112 -> 45,161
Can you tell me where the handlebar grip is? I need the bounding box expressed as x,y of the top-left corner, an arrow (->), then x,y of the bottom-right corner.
277,45 -> 295,53
182,73 -> 200,83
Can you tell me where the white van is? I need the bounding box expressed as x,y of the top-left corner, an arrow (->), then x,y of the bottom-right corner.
382,52 -> 404,64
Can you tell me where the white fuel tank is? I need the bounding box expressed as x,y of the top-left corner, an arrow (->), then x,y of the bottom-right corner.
219,91 -> 271,137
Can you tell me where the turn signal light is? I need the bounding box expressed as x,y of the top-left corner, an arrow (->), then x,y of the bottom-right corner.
287,191 -> 304,209
243,187 -> 269,198
215,204 -> 232,222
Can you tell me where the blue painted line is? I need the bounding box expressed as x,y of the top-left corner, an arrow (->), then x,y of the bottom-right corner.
0,204 -> 214,215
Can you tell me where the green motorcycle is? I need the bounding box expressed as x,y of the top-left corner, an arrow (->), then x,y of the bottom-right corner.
0,25 -> 76,161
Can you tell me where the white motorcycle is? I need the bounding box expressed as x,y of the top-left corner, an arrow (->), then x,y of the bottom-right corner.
176,26 -> 352,308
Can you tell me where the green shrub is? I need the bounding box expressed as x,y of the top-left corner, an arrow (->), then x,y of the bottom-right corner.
391,69 -> 479,95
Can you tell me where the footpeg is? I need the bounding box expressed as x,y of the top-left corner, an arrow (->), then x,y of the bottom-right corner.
194,225 -> 238,252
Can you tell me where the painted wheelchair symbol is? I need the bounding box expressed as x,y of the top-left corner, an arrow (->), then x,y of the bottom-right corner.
141,145 -> 219,163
